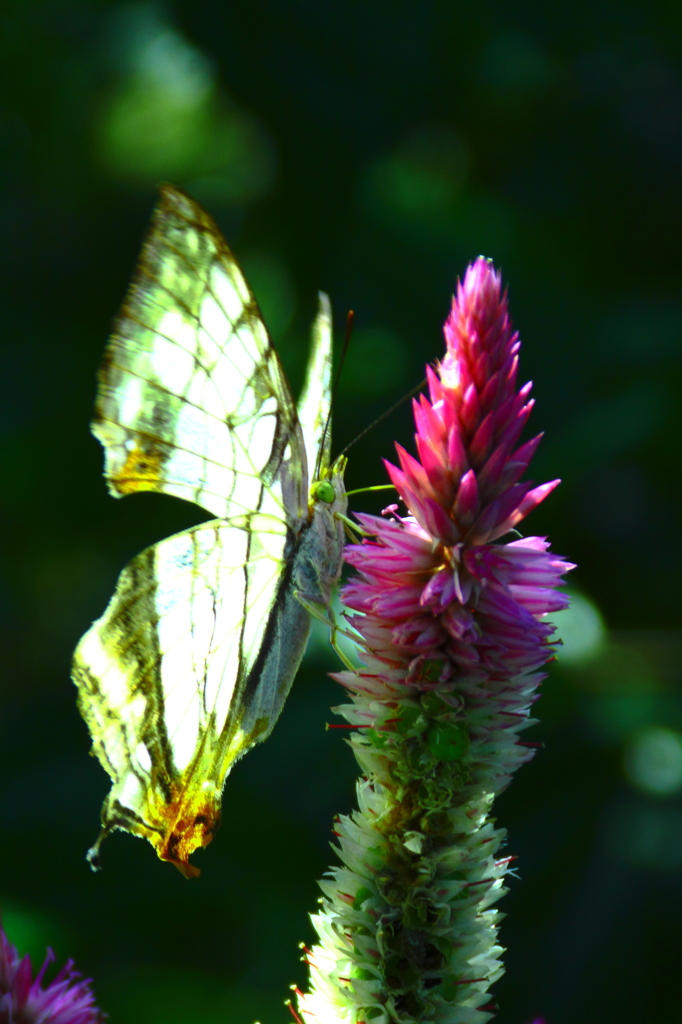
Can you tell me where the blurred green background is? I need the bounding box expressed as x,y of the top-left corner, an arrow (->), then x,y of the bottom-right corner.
1,2 -> 681,1022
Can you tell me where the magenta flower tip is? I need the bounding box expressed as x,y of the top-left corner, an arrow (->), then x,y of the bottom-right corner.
0,923 -> 104,1024
390,259 -> 561,550
347,259 -> 570,702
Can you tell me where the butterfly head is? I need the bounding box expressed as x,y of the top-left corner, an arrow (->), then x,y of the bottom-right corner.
309,454 -> 347,512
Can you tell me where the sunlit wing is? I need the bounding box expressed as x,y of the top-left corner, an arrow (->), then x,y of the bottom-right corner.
297,292 -> 333,479
93,185 -> 307,522
73,514 -> 313,878
73,186 -> 348,878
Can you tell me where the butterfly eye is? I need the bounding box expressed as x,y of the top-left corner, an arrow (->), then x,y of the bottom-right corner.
312,479 -> 336,504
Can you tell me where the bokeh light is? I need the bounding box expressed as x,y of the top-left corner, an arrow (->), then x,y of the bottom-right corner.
363,126 -> 472,221
551,591 -> 606,665
624,727 -> 682,796
94,5 -> 275,200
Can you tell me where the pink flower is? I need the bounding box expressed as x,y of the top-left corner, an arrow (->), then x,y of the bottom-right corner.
299,259 -> 573,1024
0,923 -> 104,1024
343,258 -> 573,794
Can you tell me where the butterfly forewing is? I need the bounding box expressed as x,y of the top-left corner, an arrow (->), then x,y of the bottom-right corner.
94,186 -> 306,521
297,292 -> 333,478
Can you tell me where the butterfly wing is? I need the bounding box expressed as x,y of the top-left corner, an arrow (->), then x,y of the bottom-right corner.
93,185 -> 307,522
297,292 -> 333,479
73,514 -> 312,878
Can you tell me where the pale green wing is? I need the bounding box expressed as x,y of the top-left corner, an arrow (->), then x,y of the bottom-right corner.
73,513 -> 312,878
296,292 -> 333,480
93,185 -> 307,522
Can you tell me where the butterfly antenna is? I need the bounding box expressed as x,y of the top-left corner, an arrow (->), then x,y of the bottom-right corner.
317,309 -> 354,478
337,375 -> 428,460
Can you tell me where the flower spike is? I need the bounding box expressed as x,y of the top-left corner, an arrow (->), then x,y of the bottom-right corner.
298,259 -> 573,1024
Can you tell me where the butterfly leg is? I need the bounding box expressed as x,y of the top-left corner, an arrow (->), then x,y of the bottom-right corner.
294,592 -> 361,671
335,512 -> 366,542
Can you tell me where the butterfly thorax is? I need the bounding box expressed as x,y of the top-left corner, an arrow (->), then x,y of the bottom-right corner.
296,456 -> 347,609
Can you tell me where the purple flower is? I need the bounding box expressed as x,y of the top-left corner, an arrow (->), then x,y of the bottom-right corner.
0,923 -> 104,1024
299,259 -> 572,1024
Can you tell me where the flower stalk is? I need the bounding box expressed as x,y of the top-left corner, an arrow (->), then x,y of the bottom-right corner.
297,259 -> 573,1024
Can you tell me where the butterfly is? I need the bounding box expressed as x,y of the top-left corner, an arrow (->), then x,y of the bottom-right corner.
72,186 -> 347,878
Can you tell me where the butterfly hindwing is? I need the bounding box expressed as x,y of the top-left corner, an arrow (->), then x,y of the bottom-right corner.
73,513 -> 313,877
